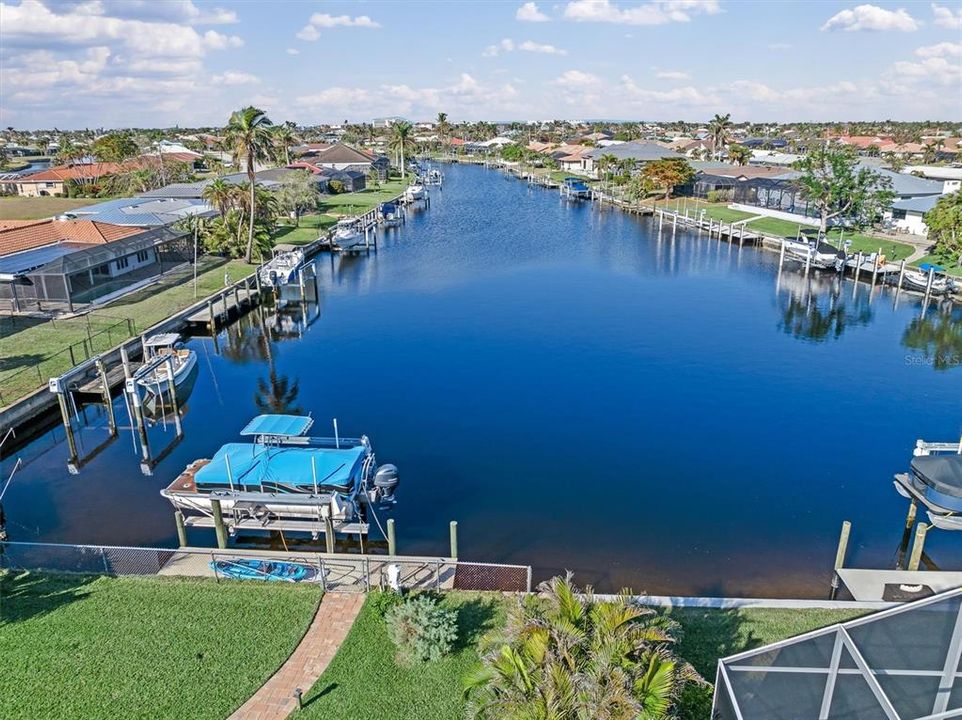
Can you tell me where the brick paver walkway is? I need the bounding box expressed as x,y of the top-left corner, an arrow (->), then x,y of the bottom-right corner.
229,593 -> 365,720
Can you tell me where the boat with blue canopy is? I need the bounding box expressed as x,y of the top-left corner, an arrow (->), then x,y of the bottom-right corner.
560,177 -> 591,199
161,413 -> 400,536
379,201 -> 402,227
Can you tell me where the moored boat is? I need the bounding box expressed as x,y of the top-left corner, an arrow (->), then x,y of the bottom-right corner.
894,437 -> 962,529
379,201 -> 402,227
893,264 -> 957,295
259,248 -> 306,288
332,218 -> 365,250
782,239 -> 844,270
404,182 -> 426,202
136,333 -> 198,398
161,414 -> 400,534
560,177 -> 591,199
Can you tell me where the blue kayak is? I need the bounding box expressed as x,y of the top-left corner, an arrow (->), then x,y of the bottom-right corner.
210,558 -> 318,582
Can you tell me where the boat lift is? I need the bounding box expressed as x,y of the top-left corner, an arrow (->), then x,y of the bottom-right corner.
122,345 -> 184,476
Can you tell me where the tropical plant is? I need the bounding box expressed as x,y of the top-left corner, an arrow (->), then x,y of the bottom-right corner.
792,144 -> 895,234
924,191 -> 961,267
389,121 -> 415,178
272,122 -> 299,165
597,152 -> 619,189
369,589 -> 404,617
386,594 -> 458,664
91,133 -> 139,163
275,170 -> 319,226
727,143 -> 751,166
708,113 -> 732,160
464,574 -> 701,719
202,177 -> 237,217
225,106 -> 275,263
436,112 -> 451,146
642,158 -> 695,200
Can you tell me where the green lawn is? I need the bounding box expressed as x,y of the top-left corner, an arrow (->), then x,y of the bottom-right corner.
0,196 -> 104,220
651,198 -> 755,224
301,592 -> 867,720
0,256 -> 254,406
745,217 -> 915,260
318,178 -> 410,217
274,213 -> 338,246
0,572 -> 319,720
300,592 -> 504,720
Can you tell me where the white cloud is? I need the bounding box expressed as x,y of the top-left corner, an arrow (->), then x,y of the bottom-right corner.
518,40 -> 567,54
563,0 -> 721,25
517,1 -> 550,21
915,42 -> 962,57
202,30 -> 243,50
821,4 -> 919,31
297,11 -> 380,40
212,70 -> 260,85
889,56 -> 961,85
286,48 -> 300,55
932,3 -> 962,28
553,69 -> 600,86
656,69 -> 690,80
90,1 -> 238,25
486,38 -> 566,56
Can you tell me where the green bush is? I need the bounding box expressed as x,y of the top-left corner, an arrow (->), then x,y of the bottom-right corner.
369,589 -> 404,617
707,189 -> 732,203
328,179 -> 344,194
385,594 -> 457,664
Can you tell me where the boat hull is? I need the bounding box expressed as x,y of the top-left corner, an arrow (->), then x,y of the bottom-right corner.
138,351 -> 198,395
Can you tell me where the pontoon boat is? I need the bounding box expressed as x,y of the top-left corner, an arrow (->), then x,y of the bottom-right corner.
161,414 -> 400,533
894,438 -> 962,530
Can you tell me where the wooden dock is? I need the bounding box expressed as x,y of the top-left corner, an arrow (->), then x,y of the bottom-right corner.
184,284 -> 262,332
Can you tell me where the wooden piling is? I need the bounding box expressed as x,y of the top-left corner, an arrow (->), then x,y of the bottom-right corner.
207,300 -> 215,333
387,518 -> 396,556
897,260 -> 906,291
210,498 -> 227,549
830,520 -> 851,599
449,520 -> 458,560
165,357 -> 183,437
907,522 -> 929,571
779,238 -> 786,268
56,391 -> 79,467
95,357 -> 116,437
174,510 -> 187,547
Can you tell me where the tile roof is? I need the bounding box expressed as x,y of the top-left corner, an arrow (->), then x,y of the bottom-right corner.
16,162 -> 125,183
0,219 -> 142,257
309,143 -> 376,165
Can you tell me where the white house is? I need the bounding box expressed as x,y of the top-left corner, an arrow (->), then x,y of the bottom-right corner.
889,195 -> 940,236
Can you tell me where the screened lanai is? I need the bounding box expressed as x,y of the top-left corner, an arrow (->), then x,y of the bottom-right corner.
0,226 -> 189,311
690,174 -> 819,218
713,587 -> 962,719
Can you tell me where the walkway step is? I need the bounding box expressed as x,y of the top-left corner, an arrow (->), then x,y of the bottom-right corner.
229,593 -> 365,720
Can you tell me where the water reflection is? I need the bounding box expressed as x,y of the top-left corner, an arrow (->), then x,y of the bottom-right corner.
776,271 -> 873,342
902,307 -> 962,371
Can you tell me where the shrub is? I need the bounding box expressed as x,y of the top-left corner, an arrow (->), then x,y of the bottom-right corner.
385,594 -> 458,664
369,589 -> 403,618
327,179 -> 344,194
707,189 -> 732,203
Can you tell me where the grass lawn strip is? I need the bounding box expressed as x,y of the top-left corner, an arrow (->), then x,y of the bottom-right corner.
0,572 -> 319,720
0,196 -> 107,220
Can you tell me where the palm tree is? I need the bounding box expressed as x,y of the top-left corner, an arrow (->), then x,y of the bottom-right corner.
202,177 -> 235,217
272,122 -> 299,165
389,121 -> 415,178
597,152 -> 618,190
436,112 -> 451,147
464,574 -> 701,719
728,143 -> 751,166
708,113 -> 732,161
224,106 -> 274,263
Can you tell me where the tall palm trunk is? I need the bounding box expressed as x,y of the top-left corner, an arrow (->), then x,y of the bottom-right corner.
245,156 -> 256,263
400,145 -> 406,178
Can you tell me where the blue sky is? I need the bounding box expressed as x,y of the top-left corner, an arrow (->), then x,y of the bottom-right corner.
1,0 -> 960,129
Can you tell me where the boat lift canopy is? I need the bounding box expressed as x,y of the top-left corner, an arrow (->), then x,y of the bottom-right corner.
143,333 -> 181,349
240,414 -> 314,439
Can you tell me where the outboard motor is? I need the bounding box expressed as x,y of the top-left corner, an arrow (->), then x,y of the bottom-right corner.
373,464 -> 400,504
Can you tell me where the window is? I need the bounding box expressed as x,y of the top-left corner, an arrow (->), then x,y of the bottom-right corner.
92,263 -> 110,276
136,250 -> 149,263
893,209 -> 907,220
115,257 -> 129,270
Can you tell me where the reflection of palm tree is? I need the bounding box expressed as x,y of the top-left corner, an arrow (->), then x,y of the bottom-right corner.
902,311 -> 962,371
254,371 -> 302,414
779,293 -> 873,341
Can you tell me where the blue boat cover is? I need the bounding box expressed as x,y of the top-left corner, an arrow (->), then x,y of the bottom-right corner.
919,263 -> 944,272
194,442 -> 366,491
239,414 -> 313,438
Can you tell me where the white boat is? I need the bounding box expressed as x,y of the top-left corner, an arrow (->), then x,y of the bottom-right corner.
895,265 -> 956,295
782,239 -> 843,270
259,248 -> 306,288
894,438 -> 962,530
136,334 -> 198,397
379,202 -> 402,227
404,183 -> 426,202
332,218 -> 365,250
425,169 -> 443,186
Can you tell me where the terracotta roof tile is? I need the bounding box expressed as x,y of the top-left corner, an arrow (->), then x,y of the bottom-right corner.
0,219 -> 143,257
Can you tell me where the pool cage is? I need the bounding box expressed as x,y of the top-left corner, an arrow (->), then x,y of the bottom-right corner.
2,227 -> 189,312
713,587 -> 962,719
685,175 -> 819,219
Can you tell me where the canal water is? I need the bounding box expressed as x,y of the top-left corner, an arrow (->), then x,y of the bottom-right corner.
3,163 -> 960,597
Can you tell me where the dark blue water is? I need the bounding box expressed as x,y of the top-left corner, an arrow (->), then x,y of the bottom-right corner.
3,163 -> 960,597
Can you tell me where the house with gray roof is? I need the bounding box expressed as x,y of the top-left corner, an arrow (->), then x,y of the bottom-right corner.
889,194 -> 942,236
582,142 -> 687,177
59,197 -> 215,227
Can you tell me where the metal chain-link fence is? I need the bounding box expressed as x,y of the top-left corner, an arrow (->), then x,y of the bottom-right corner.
0,541 -> 532,593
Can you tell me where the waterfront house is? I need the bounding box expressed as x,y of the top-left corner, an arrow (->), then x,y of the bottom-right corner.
582,142 -> 687,177
12,162 -> 124,197
0,220 -> 188,311
889,195 -> 940,236
58,196 -> 215,226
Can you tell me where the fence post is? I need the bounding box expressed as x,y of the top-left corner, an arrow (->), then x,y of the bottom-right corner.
211,551 -> 219,582
319,557 -> 327,591
435,559 -> 441,590
526,566 -> 533,593
68,345 -> 76,366
101,547 -> 110,575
